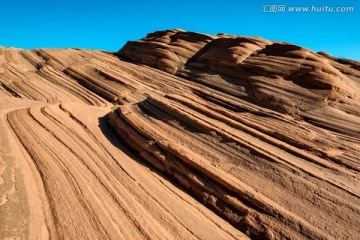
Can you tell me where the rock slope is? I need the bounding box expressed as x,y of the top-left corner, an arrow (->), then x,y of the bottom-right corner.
1,29 -> 360,239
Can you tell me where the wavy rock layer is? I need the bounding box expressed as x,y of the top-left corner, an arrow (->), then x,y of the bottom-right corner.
1,30 -> 360,240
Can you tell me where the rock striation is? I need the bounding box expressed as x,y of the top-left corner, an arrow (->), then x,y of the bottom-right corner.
1,29 -> 360,240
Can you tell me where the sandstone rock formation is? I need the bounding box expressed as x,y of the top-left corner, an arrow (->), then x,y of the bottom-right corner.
1,29 -> 360,239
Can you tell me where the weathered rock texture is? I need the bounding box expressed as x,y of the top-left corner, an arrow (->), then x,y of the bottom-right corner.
1,29 -> 360,240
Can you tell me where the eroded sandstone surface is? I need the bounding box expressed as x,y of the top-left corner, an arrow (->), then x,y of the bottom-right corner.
1,29 -> 360,239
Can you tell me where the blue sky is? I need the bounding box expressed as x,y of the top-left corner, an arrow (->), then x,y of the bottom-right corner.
0,0 -> 359,60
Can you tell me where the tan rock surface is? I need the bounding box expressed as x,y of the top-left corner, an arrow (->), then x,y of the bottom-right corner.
1,30 -> 360,239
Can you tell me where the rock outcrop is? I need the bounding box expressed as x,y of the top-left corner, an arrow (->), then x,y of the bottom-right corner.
119,30 -> 358,116
1,30 -> 360,240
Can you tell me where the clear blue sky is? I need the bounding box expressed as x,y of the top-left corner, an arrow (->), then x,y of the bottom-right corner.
0,0 -> 359,60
